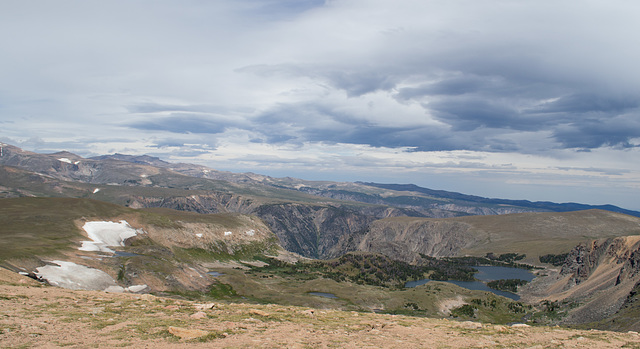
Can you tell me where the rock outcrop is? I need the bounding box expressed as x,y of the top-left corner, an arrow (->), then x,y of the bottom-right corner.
521,235 -> 640,328
332,217 -> 478,263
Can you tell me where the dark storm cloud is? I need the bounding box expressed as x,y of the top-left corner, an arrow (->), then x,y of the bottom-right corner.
128,103 -> 232,115
240,57 -> 639,152
128,114 -> 237,134
427,98 -> 519,132
396,75 -> 491,99
391,69 -> 640,150
552,114 -> 640,149
532,94 -> 640,114
251,102 -> 467,151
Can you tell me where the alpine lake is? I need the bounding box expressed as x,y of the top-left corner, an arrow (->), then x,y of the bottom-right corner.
405,265 -> 536,300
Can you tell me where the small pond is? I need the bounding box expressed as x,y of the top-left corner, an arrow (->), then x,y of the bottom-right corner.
405,265 -> 535,301
114,251 -> 141,257
207,271 -> 224,277
308,292 -> 338,299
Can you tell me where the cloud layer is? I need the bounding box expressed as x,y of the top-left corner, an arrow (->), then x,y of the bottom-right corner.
1,0 -> 640,209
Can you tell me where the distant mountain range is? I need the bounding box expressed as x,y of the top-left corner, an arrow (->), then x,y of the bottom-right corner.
1,142 -> 639,262
360,182 -> 640,217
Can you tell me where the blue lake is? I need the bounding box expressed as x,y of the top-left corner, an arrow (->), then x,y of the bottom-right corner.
405,265 -> 535,301
207,271 -> 224,277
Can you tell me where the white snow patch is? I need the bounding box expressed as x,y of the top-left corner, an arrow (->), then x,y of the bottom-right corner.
126,284 -> 148,293
58,158 -> 72,164
74,161 -> 80,165
36,261 -> 118,291
224,231 -> 233,236
35,260 -> 147,292
195,233 -> 203,238
79,220 -> 141,253
93,188 -> 101,194
140,174 -> 148,178
105,284 -> 148,293
245,230 -> 255,236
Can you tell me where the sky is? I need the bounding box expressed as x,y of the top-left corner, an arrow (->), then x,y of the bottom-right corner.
1,0 -> 640,210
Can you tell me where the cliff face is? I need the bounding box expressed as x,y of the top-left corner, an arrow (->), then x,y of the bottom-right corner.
522,235 -> 640,328
128,191 -> 477,259
332,218 -> 479,263
127,194 -> 380,258
253,204 -> 374,258
560,237 -> 638,287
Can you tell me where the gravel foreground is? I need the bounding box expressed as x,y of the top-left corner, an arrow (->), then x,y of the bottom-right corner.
2,270 -> 640,349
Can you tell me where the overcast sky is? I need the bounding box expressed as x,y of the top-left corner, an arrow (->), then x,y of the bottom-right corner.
2,0 -> 640,210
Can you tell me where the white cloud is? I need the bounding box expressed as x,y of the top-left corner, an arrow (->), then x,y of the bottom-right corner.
1,0 -> 640,210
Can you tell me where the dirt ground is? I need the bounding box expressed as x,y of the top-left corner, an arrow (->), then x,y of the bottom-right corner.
2,269 -> 640,348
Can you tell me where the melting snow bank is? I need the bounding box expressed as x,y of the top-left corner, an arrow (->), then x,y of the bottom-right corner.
36,221 -> 148,292
35,261 -> 147,293
58,158 -> 80,165
79,220 -> 142,253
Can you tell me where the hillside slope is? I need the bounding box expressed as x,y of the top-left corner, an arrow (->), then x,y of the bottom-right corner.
335,210 -> 640,262
0,197 -> 282,295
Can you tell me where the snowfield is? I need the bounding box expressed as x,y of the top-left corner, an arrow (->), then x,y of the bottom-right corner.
35,261 -> 147,292
57,157 -> 80,165
36,220 -> 148,292
36,261 -> 117,290
79,220 -> 141,253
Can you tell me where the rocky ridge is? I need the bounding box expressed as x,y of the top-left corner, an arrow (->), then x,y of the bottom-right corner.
521,235 -> 640,328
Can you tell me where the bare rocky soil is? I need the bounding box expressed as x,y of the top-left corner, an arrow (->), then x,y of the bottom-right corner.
2,269 -> 640,348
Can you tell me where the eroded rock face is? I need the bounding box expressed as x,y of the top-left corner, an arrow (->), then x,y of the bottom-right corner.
129,195 -> 386,259
332,218 -> 476,262
254,204 -> 375,259
522,236 -> 640,328
560,237 -> 640,288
